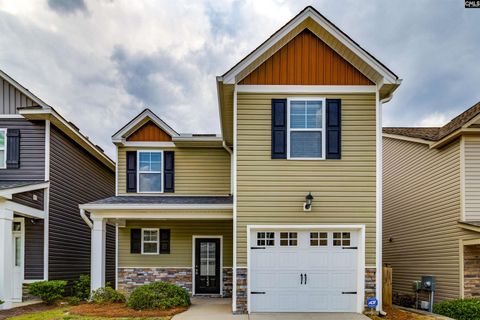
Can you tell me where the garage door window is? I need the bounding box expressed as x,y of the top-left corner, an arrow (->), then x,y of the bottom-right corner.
280,232 -> 297,246
333,232 -> 351,246
310,232 -> 328,246
257,232 -> 275,246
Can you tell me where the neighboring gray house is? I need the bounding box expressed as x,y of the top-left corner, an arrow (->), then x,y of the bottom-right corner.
0,69 -> 115,309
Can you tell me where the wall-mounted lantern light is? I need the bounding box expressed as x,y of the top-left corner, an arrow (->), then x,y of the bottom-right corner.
303,192 -> 314,211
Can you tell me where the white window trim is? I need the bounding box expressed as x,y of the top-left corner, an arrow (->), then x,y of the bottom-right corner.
137,150 -> 164,194
256,232 -> 275,247
286,97 -> 326,160
279,231 -> 298,246
0,128 -> 7,169
141,228 -> 159,255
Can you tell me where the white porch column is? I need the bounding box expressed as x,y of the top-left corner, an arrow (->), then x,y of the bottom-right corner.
91,217 -> 106,291
0,208 -> 14,310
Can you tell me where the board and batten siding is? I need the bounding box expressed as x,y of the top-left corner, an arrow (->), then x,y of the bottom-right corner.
464,135 -> 480,221
0,78 -> 36,114
24,218 -> 44,280
118,219 -> 233,268
49,125 -> 115,282
383,137 -> 478,302
236,92 -> 377,266
117,147 -> 231,195
0,118 -> 45,180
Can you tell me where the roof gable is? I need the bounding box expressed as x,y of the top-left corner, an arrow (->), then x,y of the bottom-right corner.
221,6 -> 399,85
112,108 -> 179,143
127,120 -> 172,142
239,29 -> 373,85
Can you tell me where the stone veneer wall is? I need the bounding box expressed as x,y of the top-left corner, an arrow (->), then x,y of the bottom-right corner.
235,268 -> 248,314
365,267 -> 376,302
464,245 -> 480,297
234,267 -> 377,314
117,267 -> 232,297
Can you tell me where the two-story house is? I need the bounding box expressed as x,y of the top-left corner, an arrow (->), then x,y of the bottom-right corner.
0,69 -> 116,310
383,103 -> 480,304
81,6 -> 401,314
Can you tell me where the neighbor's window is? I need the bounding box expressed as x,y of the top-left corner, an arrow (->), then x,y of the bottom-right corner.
142,228 -> 159,254
138,151 -> 163,192
288,99 -> 325,159
257,232 -> 275,247
310,232 -> 328,246
0,129 -> 6,169
280,232 -> 298,246
333,232 -> 351,247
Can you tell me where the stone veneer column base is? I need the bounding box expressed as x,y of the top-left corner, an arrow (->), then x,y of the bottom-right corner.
234,268 -> 248,314
118,267 -> 233,297
464,244 -> 480,297
365,267 -> 377,302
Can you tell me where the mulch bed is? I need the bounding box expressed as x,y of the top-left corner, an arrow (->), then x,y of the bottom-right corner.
367,306 -> 437,320
0,303 -> 57,320
69,303 -> 188,318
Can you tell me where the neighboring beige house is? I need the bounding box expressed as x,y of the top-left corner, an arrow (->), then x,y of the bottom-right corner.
80,6 -> 401,314
383,103 -> 480,303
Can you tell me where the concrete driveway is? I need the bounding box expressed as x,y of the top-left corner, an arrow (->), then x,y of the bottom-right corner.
172,298 -> 370,320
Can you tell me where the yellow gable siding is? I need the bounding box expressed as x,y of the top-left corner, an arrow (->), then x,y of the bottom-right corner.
236,92 -> 377,266
118,219 -> 233,268
117,146 -> 231,195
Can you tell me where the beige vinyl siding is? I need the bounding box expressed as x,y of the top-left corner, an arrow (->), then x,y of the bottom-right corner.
117,147 -> 230,195
118,220 -> 233,268
464,135 -> 480,220
236,92 -> 377,266
383,137 -> 479,302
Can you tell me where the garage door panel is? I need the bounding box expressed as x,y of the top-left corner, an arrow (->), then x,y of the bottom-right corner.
250,230 -> 359,313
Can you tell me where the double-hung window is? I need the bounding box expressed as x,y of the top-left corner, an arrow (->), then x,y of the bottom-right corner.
137,151 -> 163,193
0,129 -> 6,169
142,228 -> 159,254
287,98 -> 326,159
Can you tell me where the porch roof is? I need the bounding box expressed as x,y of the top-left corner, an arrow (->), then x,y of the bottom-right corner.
86,195 -> 233,205
0,180 -> 44,190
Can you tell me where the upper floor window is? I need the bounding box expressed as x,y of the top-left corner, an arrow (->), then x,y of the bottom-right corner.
0,129 -> 6,169
137,151 -> 163,193
287,98 -> 325,159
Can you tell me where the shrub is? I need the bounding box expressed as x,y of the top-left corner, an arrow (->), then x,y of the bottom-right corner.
28,280 -> 67,304
90,287 -> 126,304
393,292 -> 416,308
67,296 -> 82,306
127,282 -> 190,310
0,300 -> 3,305
74,275 -> 90,300
433,298 -> 480,320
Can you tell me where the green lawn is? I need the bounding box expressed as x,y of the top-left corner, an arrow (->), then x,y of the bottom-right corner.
8,307 -> 169,320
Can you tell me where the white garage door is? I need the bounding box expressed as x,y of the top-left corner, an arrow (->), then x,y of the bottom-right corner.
250,230 -> 359,312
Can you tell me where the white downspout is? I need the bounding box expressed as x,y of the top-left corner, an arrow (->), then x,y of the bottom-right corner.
376,90 -> 394,314
222,141 -> 233,195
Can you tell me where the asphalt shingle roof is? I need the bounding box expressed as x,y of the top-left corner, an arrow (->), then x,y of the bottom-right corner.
0,180 -> 45,191
383,101 -> 480,141
86,196 -> 233,206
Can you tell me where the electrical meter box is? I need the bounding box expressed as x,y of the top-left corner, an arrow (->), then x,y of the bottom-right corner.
412,280 -> 422,292
421,276 -> 435,292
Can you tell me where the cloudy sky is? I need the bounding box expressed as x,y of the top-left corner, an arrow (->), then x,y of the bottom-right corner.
1,0 -> 479,159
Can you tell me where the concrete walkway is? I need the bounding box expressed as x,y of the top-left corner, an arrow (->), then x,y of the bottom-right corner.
172,298 -> 247,320
173,298 -> 370,320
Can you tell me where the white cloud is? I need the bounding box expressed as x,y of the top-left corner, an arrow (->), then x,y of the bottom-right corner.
417,113 -> 448,127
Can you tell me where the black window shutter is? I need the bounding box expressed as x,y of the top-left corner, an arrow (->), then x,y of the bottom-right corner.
130,229 -> 141,254
326,99 -> 342,159
6,129 -> 20,169
271,99 -> 287,159
159,229 -> 170,254
164,151 -> 174,193
126,151 -> 137,192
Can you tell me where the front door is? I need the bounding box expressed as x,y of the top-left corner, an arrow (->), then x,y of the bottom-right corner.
12,219 -> 24,302
194,238 -> 220,294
